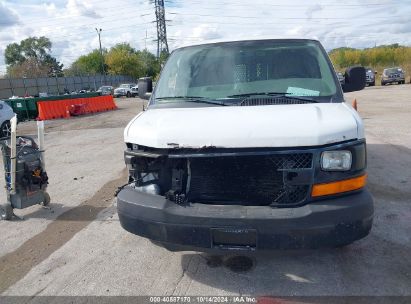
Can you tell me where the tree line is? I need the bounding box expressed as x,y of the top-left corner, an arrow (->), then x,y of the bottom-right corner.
64,43 -> 168,79
3,36 -> 167,80
329,44 -> 411,71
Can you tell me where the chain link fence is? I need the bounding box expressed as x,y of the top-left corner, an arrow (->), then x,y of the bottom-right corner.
0,75 -> 136,99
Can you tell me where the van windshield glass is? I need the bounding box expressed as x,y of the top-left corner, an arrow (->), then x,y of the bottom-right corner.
153,40 -> 339,104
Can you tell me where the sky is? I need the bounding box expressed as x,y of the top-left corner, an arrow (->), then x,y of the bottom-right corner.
0,0 -> 411,74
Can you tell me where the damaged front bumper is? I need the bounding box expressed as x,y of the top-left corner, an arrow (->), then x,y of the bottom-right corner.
117,186 -> 374,251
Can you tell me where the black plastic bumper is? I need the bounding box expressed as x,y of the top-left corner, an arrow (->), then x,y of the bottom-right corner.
117,187 -> 374,251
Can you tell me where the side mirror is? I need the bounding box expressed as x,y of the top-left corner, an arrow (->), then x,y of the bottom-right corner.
138,77 -> 153,100
343,66 -> 366,93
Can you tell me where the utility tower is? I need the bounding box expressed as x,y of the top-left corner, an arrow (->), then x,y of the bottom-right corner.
153,0 -> 169,58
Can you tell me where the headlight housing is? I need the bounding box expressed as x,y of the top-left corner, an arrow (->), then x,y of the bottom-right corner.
321,150 -> 352,171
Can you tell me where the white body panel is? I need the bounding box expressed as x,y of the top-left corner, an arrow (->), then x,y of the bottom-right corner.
124,103 -> 363,149
0,100 -> 15,125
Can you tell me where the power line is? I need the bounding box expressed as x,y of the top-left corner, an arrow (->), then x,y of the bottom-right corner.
168,11 -> 407,21
0,2 -> 153,25
0,1 -> 394,27
0,1 -> 403,40
167,1 -> 396,8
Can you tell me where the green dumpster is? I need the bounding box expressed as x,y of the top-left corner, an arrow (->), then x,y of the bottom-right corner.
5,99 -> 33,122
25,98 -> 38,120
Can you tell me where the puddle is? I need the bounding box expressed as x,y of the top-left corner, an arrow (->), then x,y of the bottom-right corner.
204,255 -> 256,273
224,256 -> 255,273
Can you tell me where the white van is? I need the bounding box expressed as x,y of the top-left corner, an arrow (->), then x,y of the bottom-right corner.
117,39 -> 373,252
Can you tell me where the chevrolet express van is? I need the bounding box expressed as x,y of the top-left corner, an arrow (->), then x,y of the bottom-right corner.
117,39 -> 373,251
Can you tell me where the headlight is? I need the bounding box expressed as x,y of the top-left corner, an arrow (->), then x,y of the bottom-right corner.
321,150 -> 352,171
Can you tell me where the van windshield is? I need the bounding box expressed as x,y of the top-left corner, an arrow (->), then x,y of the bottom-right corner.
153,40 -> 341,105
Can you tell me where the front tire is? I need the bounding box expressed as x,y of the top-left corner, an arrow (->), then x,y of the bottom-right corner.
0,120 -> 11,138
126,92 -> 131,98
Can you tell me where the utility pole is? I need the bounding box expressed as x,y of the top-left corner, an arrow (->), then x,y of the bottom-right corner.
95,28 -> 105,82
153,0 -> 169,58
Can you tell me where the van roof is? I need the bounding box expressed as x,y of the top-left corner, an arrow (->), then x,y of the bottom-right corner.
175,38 -> 320,50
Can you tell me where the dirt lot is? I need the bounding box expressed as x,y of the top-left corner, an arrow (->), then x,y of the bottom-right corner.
0,86 -> 410,297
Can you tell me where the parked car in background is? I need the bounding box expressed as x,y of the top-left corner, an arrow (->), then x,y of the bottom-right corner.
381,67 -> 405,85
97,86 -> 114,96
114,84 -> 136,98
336,72 -> 345,86
365,67 -> 376,86
0,100 -> 16,137
131,85 -> 139,97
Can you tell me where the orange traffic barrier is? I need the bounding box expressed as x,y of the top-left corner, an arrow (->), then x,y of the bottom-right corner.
37,102 -> 48,120
65,106 -> 71,119
37,96 -> 117,120
352,99 -> 358,111
50,102 -> 60,119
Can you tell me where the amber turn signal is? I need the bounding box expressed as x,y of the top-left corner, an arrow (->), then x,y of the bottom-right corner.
311,174 -> 367,197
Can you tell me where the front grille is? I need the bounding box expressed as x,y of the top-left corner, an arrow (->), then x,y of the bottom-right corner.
188,153 -> 313,207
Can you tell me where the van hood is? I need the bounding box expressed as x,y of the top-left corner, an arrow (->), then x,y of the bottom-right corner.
124,103 -> 363,149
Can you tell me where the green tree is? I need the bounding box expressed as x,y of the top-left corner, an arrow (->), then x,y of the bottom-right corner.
67,43 -> 162,79
65,50 -> 106,76
44,55 -> 64,77
4,36 -> 63,77
105,43 -> 143,78
159,50 -> 170,65
7,58 -> 50,78
138,49 -> 160,77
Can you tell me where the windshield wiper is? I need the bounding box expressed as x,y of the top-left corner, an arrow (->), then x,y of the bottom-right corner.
226,92 -> 319,103
155,96 -> 226,106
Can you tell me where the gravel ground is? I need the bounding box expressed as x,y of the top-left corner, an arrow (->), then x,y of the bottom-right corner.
0,87 -> 410,297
